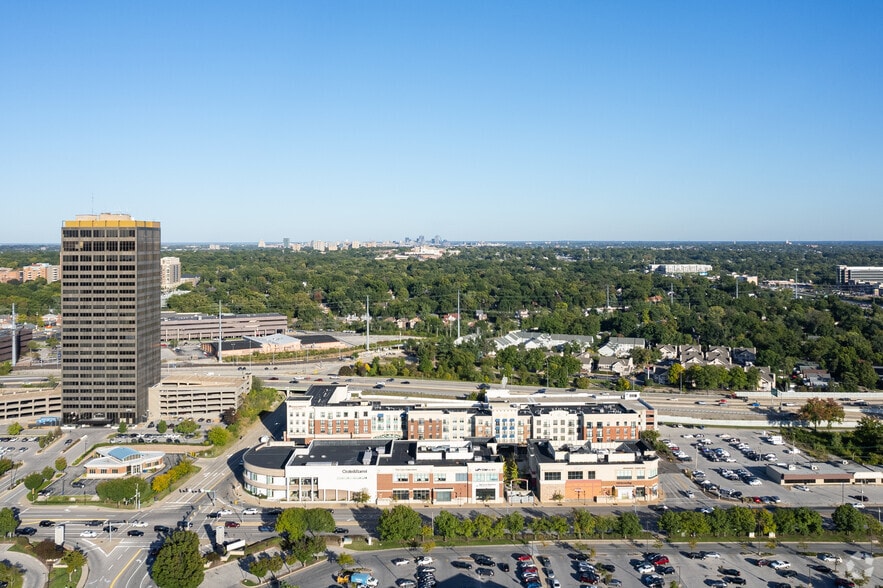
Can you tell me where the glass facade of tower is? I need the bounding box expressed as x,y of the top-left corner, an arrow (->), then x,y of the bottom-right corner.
61,214 -> 161,424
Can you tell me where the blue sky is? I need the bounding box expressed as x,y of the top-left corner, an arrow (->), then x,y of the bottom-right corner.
1,2 -> 881,244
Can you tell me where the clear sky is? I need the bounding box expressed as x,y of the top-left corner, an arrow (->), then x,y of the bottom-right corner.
1,2 -> 881,244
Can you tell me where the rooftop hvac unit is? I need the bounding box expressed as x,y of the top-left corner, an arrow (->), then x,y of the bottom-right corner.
811,465 -> 818,471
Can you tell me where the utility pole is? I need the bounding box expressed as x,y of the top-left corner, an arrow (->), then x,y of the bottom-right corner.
365,296 -> 370,351
217,301 -> 223,364
457,290 -> 461,340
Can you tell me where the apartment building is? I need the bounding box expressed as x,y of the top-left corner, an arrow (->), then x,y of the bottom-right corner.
528,439 -> 660,503
285,385 -> 652,448
160,257 -> 181,289
61,213 -> 161,424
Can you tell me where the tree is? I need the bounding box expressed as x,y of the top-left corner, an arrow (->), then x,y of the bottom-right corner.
249,557 -> 269,581
668,363 -> 685,388
0,458 -> 14,477
276,508 -> 308,541
351,489 -> 371,504
206,426 -> 231,446
174,419 -> 200,435
337,553 -> 355,568
41,466 -> 55,481
118,421 -> 128,434
434,510 -> 459,540
377,505 -> 422,542
151,530 -> 205,588
798,397 -> 845,430
618,511 -> 642,538
24,472 -> 45,497
303,508 -> 335,536
503,456 -> 519,483
96,477 -> 150,505
54,457 -> 67,472
572,509 -> 595,539
34,538 -> 63,561
61,548 -> 87,580
0,507 -> 19,537
832,504 -> 867,535
7,422 -> 23,436
267,553 -> 284,578
499,511 -> 525,538
156,420 -> 168,434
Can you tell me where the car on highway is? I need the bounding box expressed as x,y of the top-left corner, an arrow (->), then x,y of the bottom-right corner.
217,509 -> 233,516
80,530 -> 98,538
258,524 -> 275,532
334,527 -> 349,534
224,521 -> 240,528
39,520 -> 55,527
16,527 -> 36,536
130,520 -> 148,527
242,507 -> 259,515
103,525 -> 119,533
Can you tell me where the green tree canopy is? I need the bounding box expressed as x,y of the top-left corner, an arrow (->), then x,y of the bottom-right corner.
0,507 -> 19,538
377,505 -> 422,542
151,530 -> 205,588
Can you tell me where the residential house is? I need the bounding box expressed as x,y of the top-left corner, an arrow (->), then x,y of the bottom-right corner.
597,337 -> 645,358
596,355 -> 634,376
732,347 -> 757,366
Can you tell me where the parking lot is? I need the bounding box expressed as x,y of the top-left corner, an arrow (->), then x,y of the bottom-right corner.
656,424 -> 882,512
281,542 -> 880,588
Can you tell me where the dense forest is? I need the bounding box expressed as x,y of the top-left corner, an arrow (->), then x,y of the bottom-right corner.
3,242 -> 883,388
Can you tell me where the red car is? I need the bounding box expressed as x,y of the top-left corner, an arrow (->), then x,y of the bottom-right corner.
650,556 -> 669,566
224,521 -> 240,528
516,554 -> 533,562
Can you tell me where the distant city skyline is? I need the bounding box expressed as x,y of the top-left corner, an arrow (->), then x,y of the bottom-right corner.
2,2 -> 882,244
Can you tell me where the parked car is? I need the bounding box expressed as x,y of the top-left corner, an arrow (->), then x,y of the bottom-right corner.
127,530 -> 144,536
392,558 -> 411,566
476,567 -> 494,577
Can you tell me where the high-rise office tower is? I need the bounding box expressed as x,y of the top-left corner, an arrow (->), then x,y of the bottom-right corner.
61,213 -> 161,424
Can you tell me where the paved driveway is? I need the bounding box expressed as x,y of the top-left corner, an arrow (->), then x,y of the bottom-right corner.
0,544 -> 49,588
